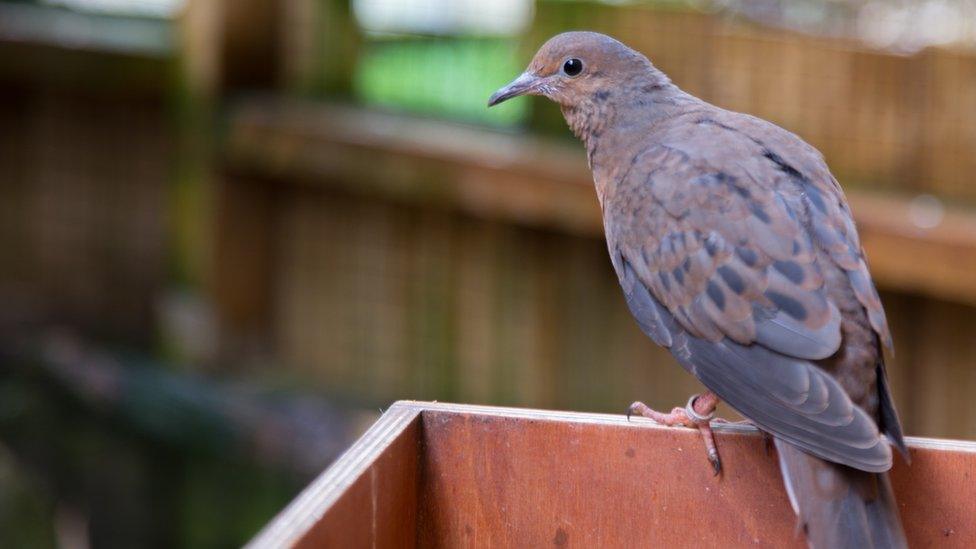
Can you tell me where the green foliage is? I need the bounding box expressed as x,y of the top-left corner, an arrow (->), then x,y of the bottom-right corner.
178,459 -> 299,549
0,448 -> 56,549
0,369 -> 302,548
355,36 -> 528,126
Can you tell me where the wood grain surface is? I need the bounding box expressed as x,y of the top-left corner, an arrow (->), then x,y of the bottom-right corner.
248,404 -> 421,548
250,402 -> 976,548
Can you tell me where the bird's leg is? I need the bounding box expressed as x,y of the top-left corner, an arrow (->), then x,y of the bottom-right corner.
627,391 -> 723,475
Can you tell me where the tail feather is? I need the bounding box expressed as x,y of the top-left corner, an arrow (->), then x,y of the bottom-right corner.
775,439 -> 907,549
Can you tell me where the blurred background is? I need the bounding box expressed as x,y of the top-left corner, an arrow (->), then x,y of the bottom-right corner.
1,0 -> 976,546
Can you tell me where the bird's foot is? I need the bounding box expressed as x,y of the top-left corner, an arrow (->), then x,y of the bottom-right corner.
627,391 -> 723,475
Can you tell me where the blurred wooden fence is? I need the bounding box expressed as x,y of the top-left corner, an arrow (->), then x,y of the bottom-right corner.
213,0 -> 976,439
0,5 -> 175,342
283,0 -> 976,203
223,100 -> 976,440
2,0 -> 976,443
525,2 -> 976,204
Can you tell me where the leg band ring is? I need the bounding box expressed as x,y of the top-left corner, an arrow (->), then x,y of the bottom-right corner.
685,394 -> 715,423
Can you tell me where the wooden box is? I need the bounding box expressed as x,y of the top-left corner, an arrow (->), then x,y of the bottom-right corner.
248,401 -> 976,547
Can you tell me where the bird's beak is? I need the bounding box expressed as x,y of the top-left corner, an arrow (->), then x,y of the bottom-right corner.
488,71 -> 540,107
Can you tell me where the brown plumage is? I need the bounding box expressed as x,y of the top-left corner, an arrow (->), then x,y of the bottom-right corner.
490,31 -> 908,547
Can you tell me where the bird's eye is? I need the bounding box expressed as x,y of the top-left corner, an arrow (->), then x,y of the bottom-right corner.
562,58 -> 583,77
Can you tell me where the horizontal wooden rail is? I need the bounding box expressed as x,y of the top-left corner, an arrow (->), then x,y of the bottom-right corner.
0,5 -> 175,92
0,3 -> 174,58
224,99 -> 976,307
249,401 -> 976,548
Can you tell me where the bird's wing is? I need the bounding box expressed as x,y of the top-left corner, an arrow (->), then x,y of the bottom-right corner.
607,118 -> 891,472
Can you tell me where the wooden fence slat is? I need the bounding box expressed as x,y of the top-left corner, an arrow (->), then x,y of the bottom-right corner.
223,99 -> 976,308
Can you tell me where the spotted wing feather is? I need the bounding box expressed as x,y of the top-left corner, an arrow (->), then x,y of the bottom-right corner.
606,118 -> 892,472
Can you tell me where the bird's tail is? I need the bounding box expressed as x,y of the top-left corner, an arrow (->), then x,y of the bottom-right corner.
774,439 -> 907,549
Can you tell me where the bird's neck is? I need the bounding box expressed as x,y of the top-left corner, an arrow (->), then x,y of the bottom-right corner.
562,73 -> 700,201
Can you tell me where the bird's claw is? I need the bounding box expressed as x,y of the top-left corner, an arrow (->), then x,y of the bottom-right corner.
707,447 -> 722,476
760,429 -> 774,456
697,421 -> 723,476
627,393 -> 724,476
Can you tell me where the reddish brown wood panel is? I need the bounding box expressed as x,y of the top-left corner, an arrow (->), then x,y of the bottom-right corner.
250,402 -> 976,548
296,418 -> 420,549
418,409 -> 802,548
248,405 -> 422,549
415,405 -> 976,548
890,440 -> 976,546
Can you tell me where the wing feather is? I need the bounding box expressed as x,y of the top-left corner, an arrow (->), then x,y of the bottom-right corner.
607,119 -> 893,472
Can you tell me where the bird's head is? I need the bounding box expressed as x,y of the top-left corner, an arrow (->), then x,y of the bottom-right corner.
487,31 -> 655,110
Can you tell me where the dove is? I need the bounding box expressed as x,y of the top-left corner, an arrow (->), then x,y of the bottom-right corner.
489,31 -> 908,548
